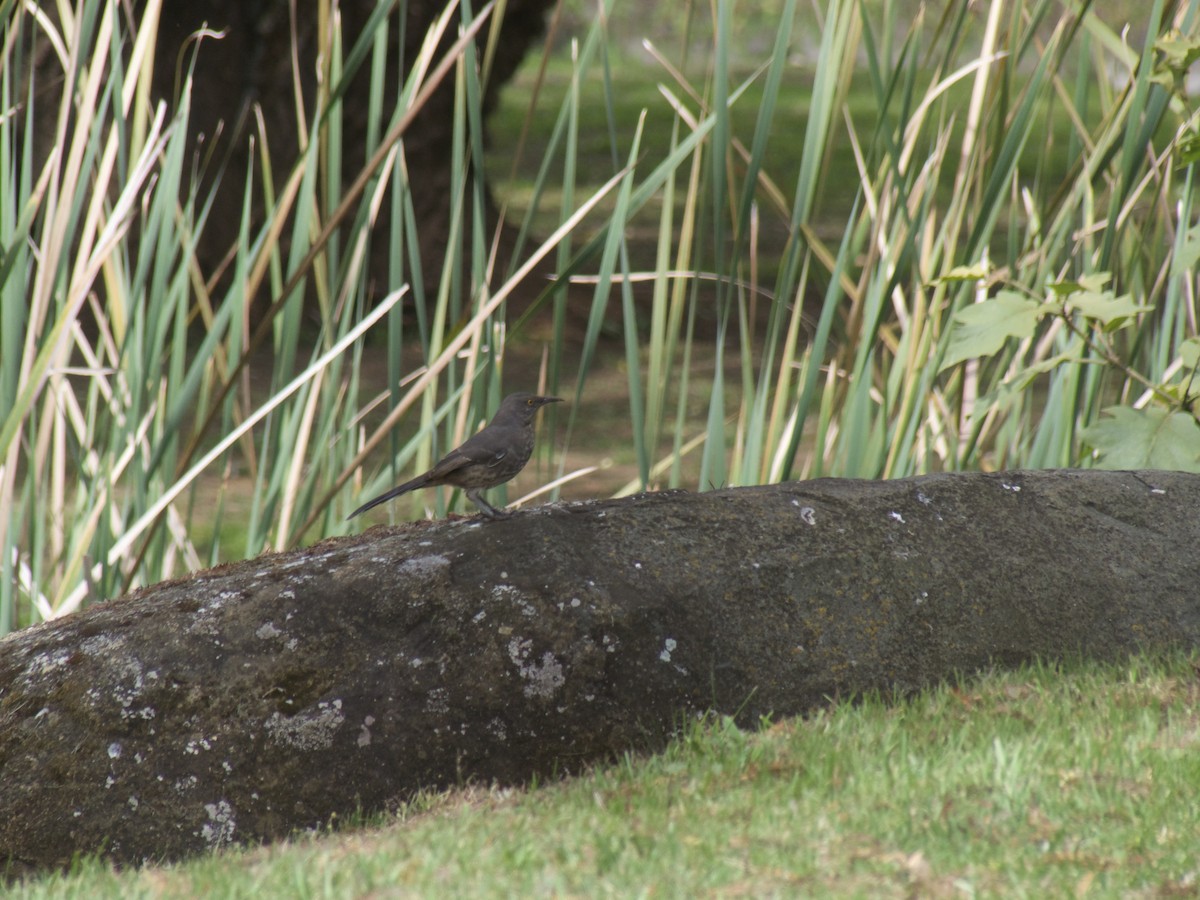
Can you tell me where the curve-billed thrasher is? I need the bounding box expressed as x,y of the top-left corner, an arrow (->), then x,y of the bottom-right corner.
348,392 -> 563,520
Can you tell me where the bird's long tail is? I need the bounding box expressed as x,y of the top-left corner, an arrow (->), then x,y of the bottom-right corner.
346,475 -> 430,520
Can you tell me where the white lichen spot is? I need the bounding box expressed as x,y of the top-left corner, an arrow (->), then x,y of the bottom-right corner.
798,505 -> 817,525
255,623 -> 282,640
357,715 -> 375,748
634,562 -> 643,570
488,717 -> 508,741
80,633 -> 128,656
200,801 -> 236,849
128,796 -> 139,810
570,598 -> 581,608
916,491 -> 932,505
915,591 -> 928,606
107,742 -> 122,759
189,592 -> 238,636
409,657 -> 424,668
283,552 -> 333,570
100,656 -> 159,722
425,688 -> 450,715
399,554 -> 451,579
506,637 -> 529,663
1001,482 -> 1021,493
473,610 -> 487,624
492,585 -> 539,618
889,511 -> 905,524
29,648 -> 72,677
602,634 -> 619,653
507,638 -> 565,699
265,700 -> 345,751
659,638 -> 678,662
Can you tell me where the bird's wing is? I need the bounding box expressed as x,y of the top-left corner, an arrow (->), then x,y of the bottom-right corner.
426,430 -> 509,477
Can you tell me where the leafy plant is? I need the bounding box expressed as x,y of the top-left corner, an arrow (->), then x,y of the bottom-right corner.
941,271 -> 1200,470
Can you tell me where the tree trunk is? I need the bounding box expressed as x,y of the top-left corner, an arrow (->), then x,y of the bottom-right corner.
171,0 -> 553,300
2,470 -> 1199,875
27,0 -> 556,304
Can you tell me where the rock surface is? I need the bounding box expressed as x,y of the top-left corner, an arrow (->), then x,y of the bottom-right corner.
2,470 -> 1198,874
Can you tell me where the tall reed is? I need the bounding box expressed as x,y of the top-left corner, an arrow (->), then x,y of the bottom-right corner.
3,0 -> 1197,632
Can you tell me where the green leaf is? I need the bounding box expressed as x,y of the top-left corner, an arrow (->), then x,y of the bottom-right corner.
976,353 -> 1077,409
1180,337 -> 1200,370
1172,225 -> 1200,276
1066,290 -> 1152,328
1047,273 -> 1111,297
940,291 -> 1042,371
935,263 -> 991,283
1080,407 -> 1200,472
1156,32 -> 1200,71
1176,133 -> 1200,168
1153,33 -> 1200,90
1156,384 -> 1195,406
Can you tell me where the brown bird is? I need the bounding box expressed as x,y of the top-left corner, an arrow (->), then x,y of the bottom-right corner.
348,392 -> 563,520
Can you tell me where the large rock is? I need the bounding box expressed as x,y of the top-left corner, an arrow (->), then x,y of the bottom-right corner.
2,470 -> 1198,874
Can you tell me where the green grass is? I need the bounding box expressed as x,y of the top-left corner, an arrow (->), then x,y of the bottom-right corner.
18,653 -> 1200,897
487,50 -> 1104,238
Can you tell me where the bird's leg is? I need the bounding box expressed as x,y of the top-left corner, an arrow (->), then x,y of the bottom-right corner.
466,489 -> 510,519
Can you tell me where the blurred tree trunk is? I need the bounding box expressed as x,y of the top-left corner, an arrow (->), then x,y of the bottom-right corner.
24,0 -> 552,307
157,0 -> 554,302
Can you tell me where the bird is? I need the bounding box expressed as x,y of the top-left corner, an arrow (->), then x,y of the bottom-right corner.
348,392 -> 563,521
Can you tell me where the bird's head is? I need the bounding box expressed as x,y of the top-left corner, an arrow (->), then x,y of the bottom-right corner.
498,392 -> 563,422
